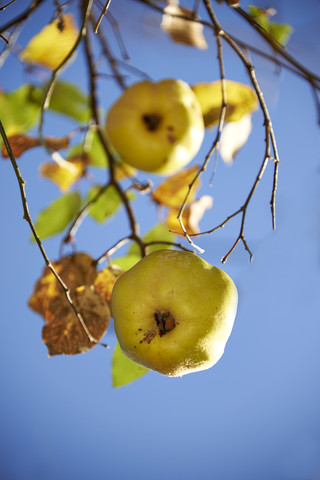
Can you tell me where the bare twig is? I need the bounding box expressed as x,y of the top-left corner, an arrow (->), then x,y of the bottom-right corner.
189,0 -> 280,262
233,6 -> 320,86
0,0 -> 16,11
0,0 -> 44,34
177,4 -> 227,253
61,181 -> 111,253
83,24 -> 146,258
38,0 -> 94,141
92,15 -> 127,90
94,0 -> 112,33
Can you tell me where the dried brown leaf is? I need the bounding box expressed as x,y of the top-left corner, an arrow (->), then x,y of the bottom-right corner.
42,286 -> 110,356
28,253 -> 97,318
1,133 -> 70,158
161,5 -> 208,50
219,114 -> 252,164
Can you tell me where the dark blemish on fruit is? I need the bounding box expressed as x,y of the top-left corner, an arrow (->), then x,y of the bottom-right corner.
140,330 -> 156,344
167,134 -> 177,144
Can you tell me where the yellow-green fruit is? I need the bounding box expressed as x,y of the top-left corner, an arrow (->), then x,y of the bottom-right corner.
105,79 -> 205,175
111,249 -> 238,377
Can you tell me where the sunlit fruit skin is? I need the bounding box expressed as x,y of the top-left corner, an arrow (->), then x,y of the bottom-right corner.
111,249 -> 238,377
105,79 -> 205,175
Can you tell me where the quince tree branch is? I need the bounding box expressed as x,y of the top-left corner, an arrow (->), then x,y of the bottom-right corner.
0,120 -> 105,347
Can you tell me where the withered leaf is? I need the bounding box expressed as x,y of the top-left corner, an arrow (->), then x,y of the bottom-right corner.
161,4 -> 208,50
1,133 -> 70,158
151,165 -> 201,209
29,253 -> 97,318
42,286 -> 110,356
219,114 -> 252,164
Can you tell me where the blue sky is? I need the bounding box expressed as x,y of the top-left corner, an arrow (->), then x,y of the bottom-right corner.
1,1 -> 320,479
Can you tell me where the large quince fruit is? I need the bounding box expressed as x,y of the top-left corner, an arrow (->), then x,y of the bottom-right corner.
105,79 -> 205,175
111,249 -> 238,377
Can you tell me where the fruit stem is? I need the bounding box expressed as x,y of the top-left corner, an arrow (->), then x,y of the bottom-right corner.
142,113 -> 162,131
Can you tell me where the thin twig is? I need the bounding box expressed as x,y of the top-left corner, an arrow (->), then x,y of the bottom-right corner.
196,0 -> 280,262
177,7 -> 227,254
83,24 -> 146,258
233,5 -> 320,85
38,0 -> 94,141
92,15 -> 127,90
61,181 -> 111,252
0,0 -> 44,34
0,0 -> 16,11
94,0 -> 112,33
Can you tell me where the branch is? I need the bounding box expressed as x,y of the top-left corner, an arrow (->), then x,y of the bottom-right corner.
38,0 -> 95,140
0,120 -> 106,347
186,0 -> 280,262
83,23 -> 146,258
0,0 -> 44,34
177,21 -> 227,253
94,0 -> 112,33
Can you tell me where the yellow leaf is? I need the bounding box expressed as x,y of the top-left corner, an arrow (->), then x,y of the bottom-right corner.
192,80 -> 258,128
151,164 -> 201,209
113,161 -> 137,181
94,267 -> 124,305
167,195 -> 213,235
39,155 -> 87,192
20,13 -> 78,71
161,5 -> 208,50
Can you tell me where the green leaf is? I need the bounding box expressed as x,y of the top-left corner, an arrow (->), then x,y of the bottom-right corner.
87,185 -> 122,223
33,192 -> 81,241
48,80 -> 91,123
0,85 -> 41,136
66,130 -> 109,168
112,254 -> 142,271
247,5 -> 270,30
112,342 -> 148,388
247,5 -> 293,45
269,22 -> 293,46
129,223 -> 175,256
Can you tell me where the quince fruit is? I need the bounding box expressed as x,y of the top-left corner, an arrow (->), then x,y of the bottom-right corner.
105,79 -> 205,175
111,249 -> 238,377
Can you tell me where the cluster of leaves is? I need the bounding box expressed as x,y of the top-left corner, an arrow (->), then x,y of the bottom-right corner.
3,0 -> 315,387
